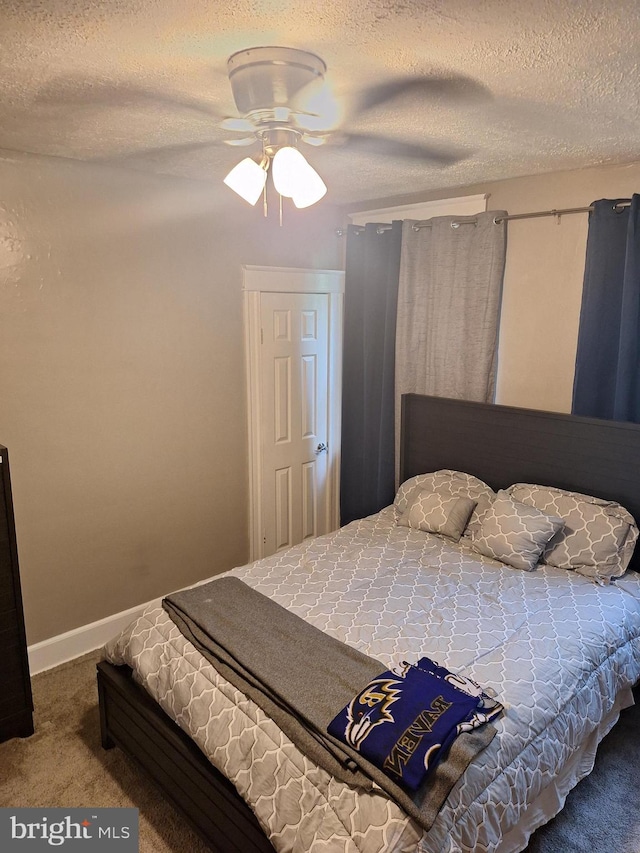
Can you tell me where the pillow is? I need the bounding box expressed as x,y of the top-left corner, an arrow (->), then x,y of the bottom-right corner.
506,483 -> 638,583
398,489 -> 477,542
395,470 -> 495,538
472,490 -> 564,572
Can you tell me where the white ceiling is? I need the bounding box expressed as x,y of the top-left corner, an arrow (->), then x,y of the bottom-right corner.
1,0 -> 639,206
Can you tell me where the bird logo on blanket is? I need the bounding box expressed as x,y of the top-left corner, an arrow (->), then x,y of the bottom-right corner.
436,668 -> 502,734
344,678 -> 403,749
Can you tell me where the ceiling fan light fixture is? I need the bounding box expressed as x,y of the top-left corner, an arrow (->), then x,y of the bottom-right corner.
272,146 -> 327,207
271,146 -> 303,197
291,168 -> 327,208
223,157 -> 267,205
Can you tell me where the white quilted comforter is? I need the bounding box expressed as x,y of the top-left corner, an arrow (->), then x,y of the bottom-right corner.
104,507 -> 640,853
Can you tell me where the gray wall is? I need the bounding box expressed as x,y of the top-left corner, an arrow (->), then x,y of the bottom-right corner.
0,151 -> 341,643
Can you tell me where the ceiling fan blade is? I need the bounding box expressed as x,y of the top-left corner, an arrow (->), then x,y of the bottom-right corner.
301,134 -> 328,146
224,136 -> 257,146
291,80 -> 342,132
339,132 -> 469,165
220,117 -> 255,133
352,75 -> 491,117
97,140 -> 220,164
36,77 -> 225,119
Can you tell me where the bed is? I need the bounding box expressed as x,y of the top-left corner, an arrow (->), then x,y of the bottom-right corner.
98,394 -> 640,853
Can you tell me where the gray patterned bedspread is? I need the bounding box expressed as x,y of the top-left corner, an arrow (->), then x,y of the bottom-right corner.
104,506 -> 640,853
162,576 -> 496,830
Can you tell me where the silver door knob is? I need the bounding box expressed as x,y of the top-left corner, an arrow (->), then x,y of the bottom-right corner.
315,442 -> 328,454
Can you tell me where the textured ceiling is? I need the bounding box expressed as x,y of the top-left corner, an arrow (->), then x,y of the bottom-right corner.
1,0 -> 639,206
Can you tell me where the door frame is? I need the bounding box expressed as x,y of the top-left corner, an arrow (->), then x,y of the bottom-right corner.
243,265 -> 345,561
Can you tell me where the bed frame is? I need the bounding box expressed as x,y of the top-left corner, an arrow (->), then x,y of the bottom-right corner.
97,395 -> 640,851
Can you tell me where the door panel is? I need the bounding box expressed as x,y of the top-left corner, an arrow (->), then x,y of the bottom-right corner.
260,292 -> 330,556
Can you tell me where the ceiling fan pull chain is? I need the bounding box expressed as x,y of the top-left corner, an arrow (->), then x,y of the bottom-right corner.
279,192 -> 283,227
263,183 -> 268,218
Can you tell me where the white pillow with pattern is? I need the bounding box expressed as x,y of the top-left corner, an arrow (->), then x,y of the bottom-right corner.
507,483 -> 638,583
395,470 -> 495,539
472,491 -> 564,572
397,489 -> 477,542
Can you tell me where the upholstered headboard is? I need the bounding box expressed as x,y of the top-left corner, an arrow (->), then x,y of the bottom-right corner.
399,394 -> 640,573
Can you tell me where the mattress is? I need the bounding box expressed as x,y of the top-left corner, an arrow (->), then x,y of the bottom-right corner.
104,505 -> 640,853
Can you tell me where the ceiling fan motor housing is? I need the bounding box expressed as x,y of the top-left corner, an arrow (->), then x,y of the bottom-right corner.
227,46 -> 326,116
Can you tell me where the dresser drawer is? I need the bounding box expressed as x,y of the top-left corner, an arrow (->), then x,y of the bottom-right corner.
0,707 -> 33,740
0,628 -> 30,717
0,481 -> 10,562
0,538 -> 22,633
0,535 -> 14,605
0,446 -> 33,743
0,676 -> 29,714
0,586 -> 14,616
0,605 -> 19,633
0,625 -> 28,675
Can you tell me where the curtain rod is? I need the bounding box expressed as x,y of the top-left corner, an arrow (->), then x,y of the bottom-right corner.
335,199 -> 631,235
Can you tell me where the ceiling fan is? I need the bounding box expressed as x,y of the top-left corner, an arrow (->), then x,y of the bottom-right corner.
217,46 -> 484,210
37,46 -> 488,212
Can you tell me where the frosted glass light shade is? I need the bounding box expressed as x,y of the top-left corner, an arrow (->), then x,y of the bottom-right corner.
272,147 -> 327,208
272,147 -> 303,197
291,168 -> 327,208
223,158 -> 267,205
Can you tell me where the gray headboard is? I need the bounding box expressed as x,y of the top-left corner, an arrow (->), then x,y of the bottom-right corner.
400,394 -> 640,573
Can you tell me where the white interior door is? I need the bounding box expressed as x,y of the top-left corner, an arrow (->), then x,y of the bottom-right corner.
244,265 -> 344,561
260,292 -> 329,554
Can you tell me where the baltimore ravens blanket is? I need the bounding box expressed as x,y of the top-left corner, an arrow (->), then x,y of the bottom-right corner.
163,577 -> 497,830
328,659 -> 503,791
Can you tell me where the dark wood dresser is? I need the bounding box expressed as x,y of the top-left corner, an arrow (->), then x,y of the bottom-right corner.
0,444 -> 34,742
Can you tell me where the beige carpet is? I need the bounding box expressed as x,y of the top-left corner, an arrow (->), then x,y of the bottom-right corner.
1,650 -> 639,852
0,650 -> 210,852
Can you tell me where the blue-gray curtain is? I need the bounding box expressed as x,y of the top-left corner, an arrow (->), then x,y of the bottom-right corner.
340,222 -> 402,525
572,195 -> 640,422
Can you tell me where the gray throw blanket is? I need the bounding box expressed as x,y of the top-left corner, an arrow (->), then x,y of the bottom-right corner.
163,577 -> 496,831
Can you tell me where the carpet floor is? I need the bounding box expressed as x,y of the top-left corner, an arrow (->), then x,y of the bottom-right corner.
1,650 -> 638,852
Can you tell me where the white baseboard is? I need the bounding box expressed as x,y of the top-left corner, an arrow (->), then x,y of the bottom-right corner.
27,596 -> 162,675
